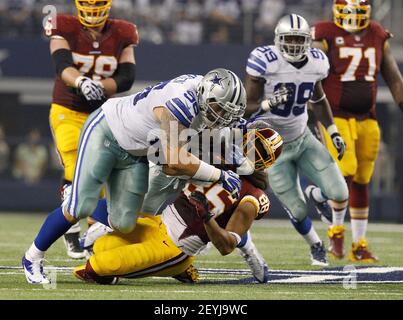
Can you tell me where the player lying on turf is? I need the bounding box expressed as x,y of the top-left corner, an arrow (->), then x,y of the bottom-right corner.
73,127 -> 283,284
23,70 -> 247,284
244,14 -> 349,266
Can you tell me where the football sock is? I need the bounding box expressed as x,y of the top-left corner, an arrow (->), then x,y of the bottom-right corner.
291,216 -> 321,246
350,182 -> 369,243
350,208 -> 368,243
26,243 -> 45,260
237,232 -> 249,249
89,199 -> 111,227
33,207 -> 72,252
333,207 -> 347,227
329,200 -> 348,227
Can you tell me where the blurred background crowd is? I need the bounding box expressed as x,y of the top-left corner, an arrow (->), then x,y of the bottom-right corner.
1,0 -> 403,45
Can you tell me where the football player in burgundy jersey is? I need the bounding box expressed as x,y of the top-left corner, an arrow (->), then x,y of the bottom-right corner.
45,0 -> 138,258
312,0 -> 403,261
72,127 -> 283,285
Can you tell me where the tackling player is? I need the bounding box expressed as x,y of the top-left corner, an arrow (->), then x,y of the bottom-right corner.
46,0 -> 138,258
22,69 -> 247,284
312,0 -> 403,262
245,14 -> 349,266
72,127 -> 283,285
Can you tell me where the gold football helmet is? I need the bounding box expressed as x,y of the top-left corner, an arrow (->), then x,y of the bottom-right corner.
243,127 -> 283,171
333,0 -> 371,32
75,0 -> 113,28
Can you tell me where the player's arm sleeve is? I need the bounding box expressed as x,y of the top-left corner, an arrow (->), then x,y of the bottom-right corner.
112,63 -> 136,93
52,48 -> 74,76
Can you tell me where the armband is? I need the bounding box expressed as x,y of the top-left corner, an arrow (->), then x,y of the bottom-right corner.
52,48 -> 74,76
112,63 -> 136,93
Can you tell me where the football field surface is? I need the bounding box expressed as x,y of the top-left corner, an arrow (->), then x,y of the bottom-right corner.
1,213 -> 402,300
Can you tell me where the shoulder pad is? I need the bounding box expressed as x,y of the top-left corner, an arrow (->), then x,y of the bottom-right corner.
110,19 -> 140,46
246,45 -> 282,77
308,48 -> 330,80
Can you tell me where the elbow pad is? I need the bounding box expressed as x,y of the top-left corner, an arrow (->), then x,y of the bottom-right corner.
52,49 -> 74,76
112,63 -> 136,93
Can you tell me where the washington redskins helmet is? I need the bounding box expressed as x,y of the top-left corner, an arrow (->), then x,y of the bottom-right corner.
75,0 -> 113,28
243,128 -> 283,171
333,0 -> 371,32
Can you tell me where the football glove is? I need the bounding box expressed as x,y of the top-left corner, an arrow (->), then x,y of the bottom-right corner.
219,170 -> 241,200
189,191 -> 215,223
261,84 -> 290,112
75,76 -> 106,102
331,132 -> 346,161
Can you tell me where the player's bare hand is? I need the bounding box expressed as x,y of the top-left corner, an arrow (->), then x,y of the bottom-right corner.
331,132 -> 346,160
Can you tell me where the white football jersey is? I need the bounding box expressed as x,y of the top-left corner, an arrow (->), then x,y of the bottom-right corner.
102,74 -> 204,155
246,45 -> 329,142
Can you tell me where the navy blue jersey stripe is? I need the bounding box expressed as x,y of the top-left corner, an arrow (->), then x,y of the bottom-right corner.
172,98 -> 193,121
247,62 -> 266,75
165,101 -> 191,128
248,54 -> 267,69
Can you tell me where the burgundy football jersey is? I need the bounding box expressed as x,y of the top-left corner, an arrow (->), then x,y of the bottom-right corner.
174,177 -> 270,244
313,21 -> 390,119
47,15 -> 139,113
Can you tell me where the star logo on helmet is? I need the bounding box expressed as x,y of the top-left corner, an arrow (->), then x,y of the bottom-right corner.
209,73 -> 228,91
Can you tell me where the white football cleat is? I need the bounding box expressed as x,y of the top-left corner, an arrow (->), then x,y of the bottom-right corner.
22,255 -> 50,284
79,222 -> 113,252
238,232 -> 269,283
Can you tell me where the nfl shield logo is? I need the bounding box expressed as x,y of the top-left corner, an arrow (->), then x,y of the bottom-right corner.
335,37 -> 344,45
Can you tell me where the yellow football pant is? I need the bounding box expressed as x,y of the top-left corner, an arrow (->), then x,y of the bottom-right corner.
90,214 -> 194,278
49,103 -> 89,182
323,117 -> 380,184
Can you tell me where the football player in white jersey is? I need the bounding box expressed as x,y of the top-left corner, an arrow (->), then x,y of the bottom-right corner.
22,69 -> 247,284
245,14 -> 349,266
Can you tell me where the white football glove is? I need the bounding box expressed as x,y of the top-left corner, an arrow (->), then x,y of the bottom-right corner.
261,84 -> 290,112
75,76 -> 106,102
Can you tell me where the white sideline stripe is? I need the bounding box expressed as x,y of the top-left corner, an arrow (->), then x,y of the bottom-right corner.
0,288 -> 402,296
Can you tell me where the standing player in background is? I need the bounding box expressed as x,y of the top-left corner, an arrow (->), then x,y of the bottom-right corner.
312,0 -> 403,262
45,0 -> 138,258
244,14 -> 349,266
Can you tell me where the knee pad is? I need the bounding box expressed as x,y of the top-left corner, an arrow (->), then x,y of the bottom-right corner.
281,195 -> 308,222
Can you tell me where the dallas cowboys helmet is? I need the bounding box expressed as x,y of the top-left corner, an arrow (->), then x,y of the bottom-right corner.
197,68 -> 246,128
275,14 -> 312,63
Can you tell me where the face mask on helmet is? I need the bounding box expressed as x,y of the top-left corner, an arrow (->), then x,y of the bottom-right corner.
75,0 -> 112,28
197,69 -> 246,129
333,0 -> 371,32
243,128 -> 283,171
275,14 -> 312,63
